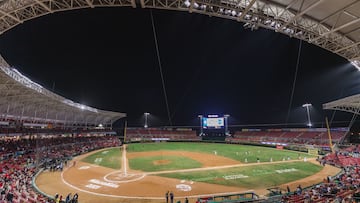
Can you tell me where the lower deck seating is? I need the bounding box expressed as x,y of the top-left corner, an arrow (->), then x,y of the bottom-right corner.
0,135 -> 120,203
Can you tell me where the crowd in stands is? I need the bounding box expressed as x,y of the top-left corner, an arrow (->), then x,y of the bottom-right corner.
126,128 -> 201,142
226,129 -> 347,147
281,145 -> 360,203
0,134 -> 121,203
0,127 -> 114,136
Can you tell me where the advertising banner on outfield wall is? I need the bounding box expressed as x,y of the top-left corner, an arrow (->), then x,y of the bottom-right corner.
241,129 -> 261,132
151,138 -> 170,141
267,129 -> 282,132
330,127 -> 349,132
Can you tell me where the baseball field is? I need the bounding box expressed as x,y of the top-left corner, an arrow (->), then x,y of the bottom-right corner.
35,142 -> 341,203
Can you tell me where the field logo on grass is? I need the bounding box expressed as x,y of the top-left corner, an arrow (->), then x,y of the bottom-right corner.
94,158 -> 103,163
193,177 -> 215,181
176,184 -> 192,192
252,169 -> 273,175
223,174 -> 249,180
275,168 -> 298,174
101,151 -> 109,154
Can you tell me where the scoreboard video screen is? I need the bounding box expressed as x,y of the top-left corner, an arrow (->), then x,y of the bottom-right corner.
202,116 -> 224,129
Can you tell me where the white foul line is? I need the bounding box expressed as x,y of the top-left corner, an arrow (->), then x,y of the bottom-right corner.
123,144 -> 127,176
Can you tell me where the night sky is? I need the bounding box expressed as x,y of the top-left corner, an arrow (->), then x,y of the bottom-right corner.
0,7 -> 359,128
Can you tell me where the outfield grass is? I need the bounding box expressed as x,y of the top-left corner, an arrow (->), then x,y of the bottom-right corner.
159,162 -> 322,188
129,155 -> 202,172
82,147 -> 122,169
127,142 -> 312,163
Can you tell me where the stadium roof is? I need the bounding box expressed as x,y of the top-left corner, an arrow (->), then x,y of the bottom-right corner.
0,55 -> 126,125
323,94 -> 360,115
0,0 -> 359,68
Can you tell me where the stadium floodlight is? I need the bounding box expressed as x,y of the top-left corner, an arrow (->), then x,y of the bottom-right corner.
144,112 -> 150,128
302,103 -> 312,127
302,103 -> 312,108
350,60 -> 360,71
62,99 -> 98,113
184,0 -> 190,7
193,2 -> 199,8
200,4 -> 206,10
97,124 -> 104,129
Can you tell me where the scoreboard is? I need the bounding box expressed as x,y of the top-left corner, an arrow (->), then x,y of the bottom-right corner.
202,116 -> 224,129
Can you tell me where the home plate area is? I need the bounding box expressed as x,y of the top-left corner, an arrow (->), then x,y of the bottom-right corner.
104,171 -> 146,183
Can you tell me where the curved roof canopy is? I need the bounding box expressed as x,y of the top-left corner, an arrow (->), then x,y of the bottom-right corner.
0,0 -> 360,125
323,94 -> 360,115
0,0 -> 359,67
0,55 -> 126,125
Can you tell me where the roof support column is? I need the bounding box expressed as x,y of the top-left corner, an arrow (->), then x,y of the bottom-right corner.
4,104 -> 10,120
64,114 -> 67,130
20,106 -> 24,121
33,110 -> 37,123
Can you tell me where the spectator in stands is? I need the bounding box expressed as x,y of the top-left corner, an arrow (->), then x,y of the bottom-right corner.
6,190 -> 13,202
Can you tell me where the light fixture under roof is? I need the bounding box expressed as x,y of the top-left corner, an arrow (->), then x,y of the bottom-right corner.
350,60 -> 360,71
184,0 -> 190,7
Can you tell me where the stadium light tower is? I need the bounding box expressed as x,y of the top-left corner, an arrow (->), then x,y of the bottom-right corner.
198,115 -> 203,136
144,112 -> 150,128
224,114 -> 230,136
302,103 -> 312,127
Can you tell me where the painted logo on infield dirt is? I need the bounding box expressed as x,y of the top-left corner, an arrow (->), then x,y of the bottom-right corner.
89,179 -> 119,188
176,184 -> 192,192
